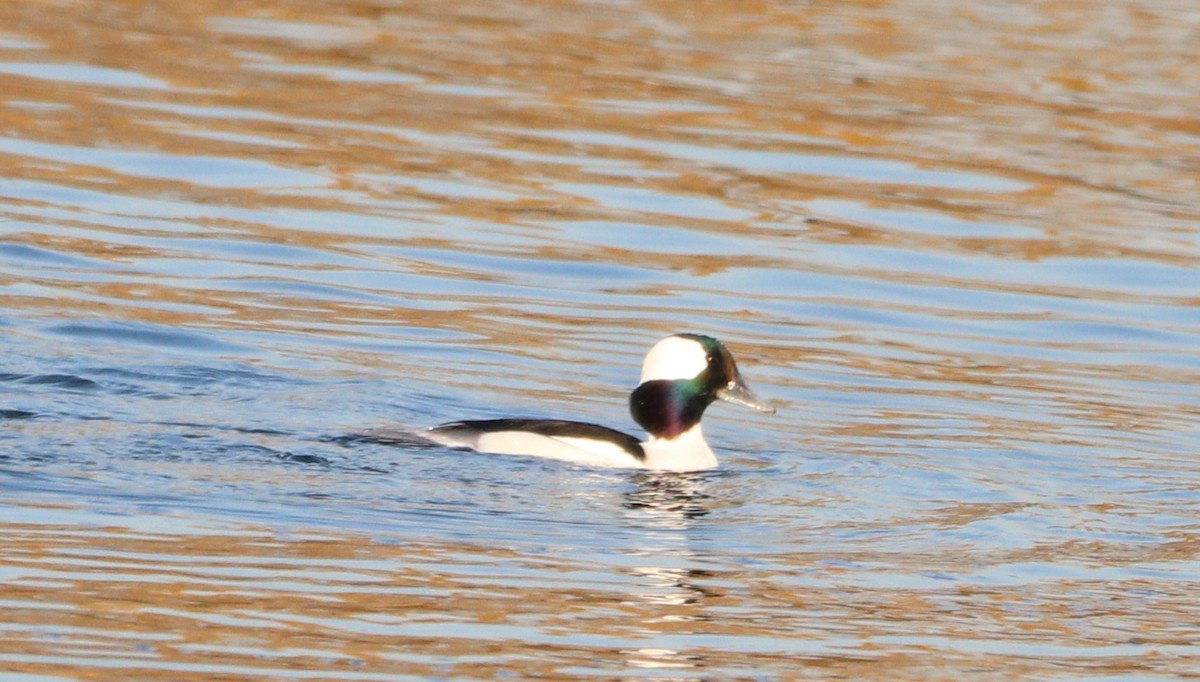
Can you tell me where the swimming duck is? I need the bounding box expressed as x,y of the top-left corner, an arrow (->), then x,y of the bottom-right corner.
426,334 -> 775,471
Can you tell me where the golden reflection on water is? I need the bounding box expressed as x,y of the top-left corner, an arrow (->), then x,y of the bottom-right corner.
2,501 -> 1197,680
1,0 -> 1199,679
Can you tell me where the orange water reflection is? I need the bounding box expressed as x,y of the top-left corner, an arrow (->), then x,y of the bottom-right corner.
1,0 -> 1198,678
2,501 -> 1197,680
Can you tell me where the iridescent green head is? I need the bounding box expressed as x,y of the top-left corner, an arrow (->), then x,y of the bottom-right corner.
630,334 -> 775,440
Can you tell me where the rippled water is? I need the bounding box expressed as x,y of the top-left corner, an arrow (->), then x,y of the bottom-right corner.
2,0 -> 1198,679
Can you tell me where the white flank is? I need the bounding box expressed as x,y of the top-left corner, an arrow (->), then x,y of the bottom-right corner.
428,426 -> 721,471
474,431 -> 645,468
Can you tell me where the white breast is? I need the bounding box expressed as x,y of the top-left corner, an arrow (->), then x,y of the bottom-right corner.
640,425 -> 718,471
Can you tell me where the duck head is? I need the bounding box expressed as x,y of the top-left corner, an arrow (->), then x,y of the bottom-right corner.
629,334 -> 775,440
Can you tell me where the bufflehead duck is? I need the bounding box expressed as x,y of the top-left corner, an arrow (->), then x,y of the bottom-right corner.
426,334 -> 775,471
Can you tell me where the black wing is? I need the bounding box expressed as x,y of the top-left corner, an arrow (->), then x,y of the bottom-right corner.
429,418 -> 645,462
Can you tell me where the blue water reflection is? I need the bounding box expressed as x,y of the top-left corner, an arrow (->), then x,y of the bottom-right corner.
0,0 -> 1198,678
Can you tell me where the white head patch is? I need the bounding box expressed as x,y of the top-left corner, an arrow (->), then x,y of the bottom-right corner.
640,335 -> 709,383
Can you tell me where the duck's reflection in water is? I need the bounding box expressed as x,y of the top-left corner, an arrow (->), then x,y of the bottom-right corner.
622,645 -> 709,673
618,471 -> 724,672
623,471 -> 714,525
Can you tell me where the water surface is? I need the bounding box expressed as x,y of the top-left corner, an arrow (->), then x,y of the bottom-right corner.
1,0 -> 1198,679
